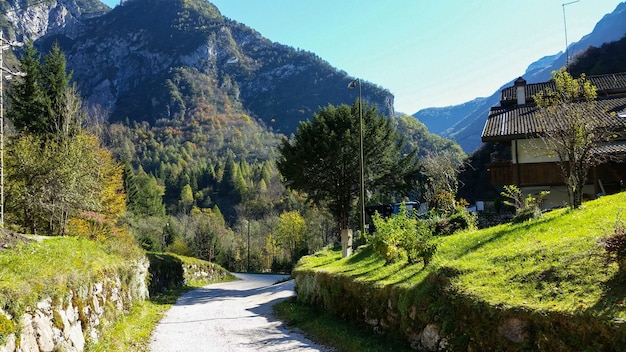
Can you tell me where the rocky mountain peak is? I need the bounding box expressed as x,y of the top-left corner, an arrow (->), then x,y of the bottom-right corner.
2,0 -> 109,43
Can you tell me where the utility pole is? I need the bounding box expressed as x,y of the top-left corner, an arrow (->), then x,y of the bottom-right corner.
562,1 -> 580,68
0,31 -> 25,228
247,219 -> 250,272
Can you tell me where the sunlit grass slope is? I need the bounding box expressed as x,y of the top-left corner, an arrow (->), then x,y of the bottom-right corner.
297,191 -> 626,318
0,236 -> 142,316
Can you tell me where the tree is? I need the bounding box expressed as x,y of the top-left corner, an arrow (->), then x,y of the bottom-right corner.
533,69 -> 616,209
6,134 -> 121,235
179,184 -> 194,214
275,210 -> 307,262
419,150 -> 465,214
134,166 -> 166,217
278,102 -> 419,233
8,42 -> 48,135
9,42 -> 82,140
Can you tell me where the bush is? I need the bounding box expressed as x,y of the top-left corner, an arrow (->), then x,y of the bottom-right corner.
599,214 -> 626,270
501,185 -> 549,223
370,204 -> 437,265
434,208 -> 476,236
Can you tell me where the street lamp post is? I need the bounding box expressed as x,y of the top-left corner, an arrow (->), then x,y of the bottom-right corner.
348,78 -> 366,238
0,32 -> 25,228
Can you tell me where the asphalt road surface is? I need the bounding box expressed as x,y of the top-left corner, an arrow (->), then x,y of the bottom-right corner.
149,273 -> 333,352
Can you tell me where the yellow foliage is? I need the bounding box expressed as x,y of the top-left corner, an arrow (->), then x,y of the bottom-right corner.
67,212 -> 113,243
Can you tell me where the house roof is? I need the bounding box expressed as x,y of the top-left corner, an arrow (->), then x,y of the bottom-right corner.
500,73 -> 626,106
591,140 -> 626,158
481,94 -> 626,142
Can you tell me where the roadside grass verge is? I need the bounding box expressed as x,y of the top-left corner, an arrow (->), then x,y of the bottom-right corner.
0,236 -> 142,320
0,235 -> 234,352
274,297 -> 414,352
88,285 -> 193,352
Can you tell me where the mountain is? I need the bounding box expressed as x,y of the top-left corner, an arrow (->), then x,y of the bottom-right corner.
21,0 -> 393,135
0,0 -> 109,42
2,0 -> 468,222
568,34 -> 626,75
413,1 -> 626,153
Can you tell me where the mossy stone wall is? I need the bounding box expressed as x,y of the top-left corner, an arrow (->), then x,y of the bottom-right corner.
293,267 -> 626,351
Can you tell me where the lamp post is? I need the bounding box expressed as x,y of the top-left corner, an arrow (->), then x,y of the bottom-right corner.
348,78 -> 366,237
0,32 -> 25,228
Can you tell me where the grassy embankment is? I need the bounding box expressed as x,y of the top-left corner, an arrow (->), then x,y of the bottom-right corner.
276,191 -> 626,350
0,236 -> 234,351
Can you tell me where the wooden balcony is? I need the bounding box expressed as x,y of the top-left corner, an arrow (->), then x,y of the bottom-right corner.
487,161 -> 626,192
486,162 -> 564,187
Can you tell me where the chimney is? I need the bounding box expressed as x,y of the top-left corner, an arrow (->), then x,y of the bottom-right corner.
514,77 -> 527,105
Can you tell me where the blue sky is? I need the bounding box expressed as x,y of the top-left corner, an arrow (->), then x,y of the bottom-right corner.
102,0 -> 624,114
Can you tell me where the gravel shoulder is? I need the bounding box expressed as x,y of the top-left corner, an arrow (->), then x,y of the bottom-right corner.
149,273 -> 333,352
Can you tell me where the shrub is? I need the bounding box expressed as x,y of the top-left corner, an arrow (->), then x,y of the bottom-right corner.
599,213 -> 626,270
168,237 -> 193,257
67,211 -> 116,243
434,208 -> 476,236
501,185 -> 549,223
370,204 -> 437,265
0,313 -> 15,346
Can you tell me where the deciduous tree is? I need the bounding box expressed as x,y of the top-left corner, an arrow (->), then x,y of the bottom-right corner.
533,69 -> 617,208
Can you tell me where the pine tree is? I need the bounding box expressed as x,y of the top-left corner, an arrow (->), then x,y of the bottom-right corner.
9,42 -> 81,139
8,42 -> 48,135
123,161 -> 141,214
134,166 -> 166,217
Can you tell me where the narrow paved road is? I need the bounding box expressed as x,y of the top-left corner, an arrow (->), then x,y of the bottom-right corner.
149,273 -> 332,352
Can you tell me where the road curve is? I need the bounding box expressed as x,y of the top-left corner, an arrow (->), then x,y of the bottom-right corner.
149,273 -> 332,352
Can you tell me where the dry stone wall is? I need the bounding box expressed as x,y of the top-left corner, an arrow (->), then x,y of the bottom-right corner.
293,266 -> 626,351
0,258 -> 149,352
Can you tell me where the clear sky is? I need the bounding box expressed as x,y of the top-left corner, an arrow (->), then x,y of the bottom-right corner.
101,0 -> 624,114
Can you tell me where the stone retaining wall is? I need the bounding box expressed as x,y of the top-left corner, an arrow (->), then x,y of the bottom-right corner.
0,258 -> 149,352
0,251 -> 231,352
293,266 -> 626,351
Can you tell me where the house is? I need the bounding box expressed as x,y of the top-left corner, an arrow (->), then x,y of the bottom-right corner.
481,73 -> 626,208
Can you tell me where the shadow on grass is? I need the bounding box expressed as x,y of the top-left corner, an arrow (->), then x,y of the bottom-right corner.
589,269 -> 626,318
274,297 -> 415,352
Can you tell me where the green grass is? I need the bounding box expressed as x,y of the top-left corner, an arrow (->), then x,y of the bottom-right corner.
0,236 -> 235,351
297,191 -> 626,320
274,297 -> 414,352
0,236 -> 140,317
88,285 -> 194,352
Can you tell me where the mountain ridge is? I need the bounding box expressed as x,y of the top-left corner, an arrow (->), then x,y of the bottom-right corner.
40,0 -> 395,134
413,1 -> 626,153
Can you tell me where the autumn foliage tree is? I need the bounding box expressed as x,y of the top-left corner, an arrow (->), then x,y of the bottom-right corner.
6,43 -> 127,237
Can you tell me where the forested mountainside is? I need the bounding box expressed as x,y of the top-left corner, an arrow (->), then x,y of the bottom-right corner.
2,0 -> 466,272
413,2 -> 626,153
36,0 -> 393,135
569,34 -> 626,76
